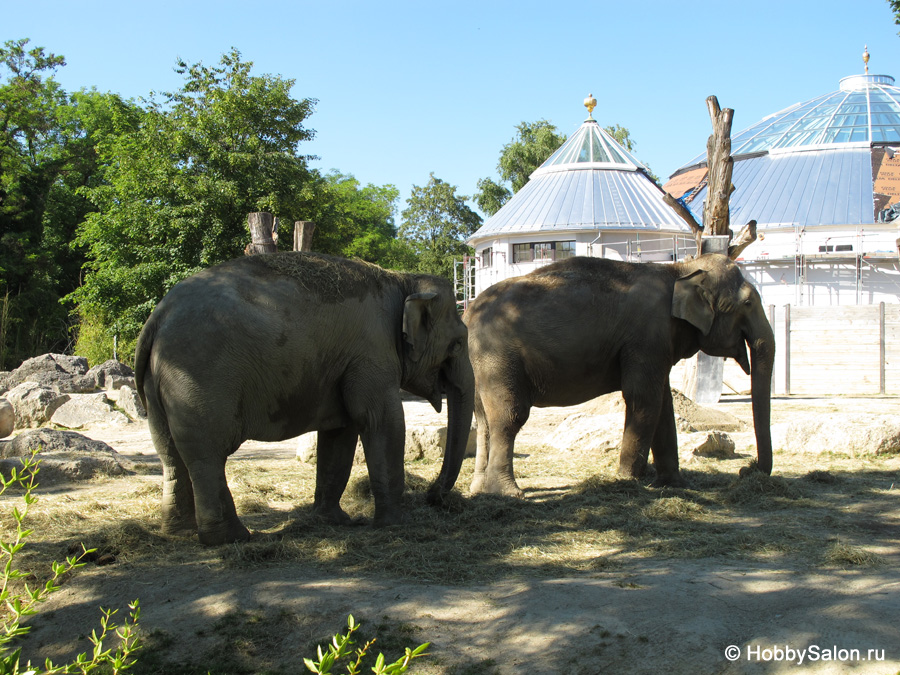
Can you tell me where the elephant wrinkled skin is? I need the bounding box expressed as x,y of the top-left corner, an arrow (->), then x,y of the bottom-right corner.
464,254 -> 775,497
135,252 -> 474,545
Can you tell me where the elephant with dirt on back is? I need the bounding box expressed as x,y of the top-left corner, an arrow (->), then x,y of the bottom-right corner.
464,253 -> 775,497
135,252 -> 475,545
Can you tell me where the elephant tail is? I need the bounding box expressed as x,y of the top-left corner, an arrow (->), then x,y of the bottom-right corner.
133,315 -> 159,412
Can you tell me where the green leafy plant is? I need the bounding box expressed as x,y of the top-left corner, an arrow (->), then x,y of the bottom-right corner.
0,452 -> 141,674
304,615 -> 428,674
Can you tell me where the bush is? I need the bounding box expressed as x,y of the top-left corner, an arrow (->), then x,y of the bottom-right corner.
304,615 -> 428,674
0,452 -> 141,673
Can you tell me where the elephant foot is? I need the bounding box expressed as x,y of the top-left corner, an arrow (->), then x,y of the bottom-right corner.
373,505 -> 405,528
313,503 -> 364,526
650,471 -> 689,488
473,476 -> 524,499
198,521 -> 252,547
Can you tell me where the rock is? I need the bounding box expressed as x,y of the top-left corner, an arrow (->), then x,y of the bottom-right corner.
49,393 -> 131,429
83,360 -> 136,391
1,354 -> 91,394
577,390 -> 746,434
107,385 -> 146,420
5,382 -> 70,428
680,431 -> 737,458
296,424 -> 477,464
773,414 -> 900,456
1,428 -> 134,483
296,433 -> 364,465
549,412 -> 624,453
0,399 -> 13,438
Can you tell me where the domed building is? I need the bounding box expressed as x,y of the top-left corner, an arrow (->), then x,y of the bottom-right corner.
664,58 -> 900,308
466,96 -> 692,298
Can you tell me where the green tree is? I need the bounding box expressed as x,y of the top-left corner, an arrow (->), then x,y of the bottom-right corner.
399,173 -> 481,279
70,48 -> 318,363
0,39 -> 113,369
304,170 -> 413,268
473,119 -> 565,216
890,0 -> 900,30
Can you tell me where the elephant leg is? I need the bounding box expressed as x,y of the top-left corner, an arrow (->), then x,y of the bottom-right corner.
357,395 -> 407,527
313,426 -> 360,525
648,383 -> 687,487
145,392 -> 196,536
184,454 -> 251,546
470,390 -> 491,494
474,389 -> 528,498
618,369 -> 665,480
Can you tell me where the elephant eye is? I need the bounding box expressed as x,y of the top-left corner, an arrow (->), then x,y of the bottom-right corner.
448,339 -> 463,358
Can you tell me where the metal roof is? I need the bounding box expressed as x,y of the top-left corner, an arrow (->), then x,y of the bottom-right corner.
470,118 -> 688,243
681,147 -> 874,228
666,72 -> 900,229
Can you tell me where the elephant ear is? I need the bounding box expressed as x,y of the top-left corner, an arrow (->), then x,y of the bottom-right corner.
403,292 -> 438,362
672,269 -> 716,336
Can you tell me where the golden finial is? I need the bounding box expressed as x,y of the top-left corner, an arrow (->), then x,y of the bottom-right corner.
584,93 -> 597,118
863,44 -> 870,74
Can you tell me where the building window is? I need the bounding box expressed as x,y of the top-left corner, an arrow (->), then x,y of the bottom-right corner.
556,241 -> 576,259
818,244 -> 854,252
512,241 -> 576,263
481,247 -> 492,267
513,243 -> 534,263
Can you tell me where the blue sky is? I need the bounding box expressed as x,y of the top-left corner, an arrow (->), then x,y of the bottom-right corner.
7,0 -> 900,217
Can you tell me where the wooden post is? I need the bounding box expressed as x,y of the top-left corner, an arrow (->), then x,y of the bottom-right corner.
704,96 -> 734,238
293,221 -> 316,252
880,301 -> 886,395
245,212 -> 278,255
784,304 -> 791,396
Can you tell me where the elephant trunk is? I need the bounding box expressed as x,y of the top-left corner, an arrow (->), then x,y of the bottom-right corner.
746,308 -> 775,475
427,348 -> 475,505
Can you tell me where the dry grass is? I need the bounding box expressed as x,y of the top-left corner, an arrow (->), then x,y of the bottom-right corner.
5,441 -> 896,589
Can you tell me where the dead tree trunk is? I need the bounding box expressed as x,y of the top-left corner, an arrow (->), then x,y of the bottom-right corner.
293,221 -> 316,252
245,212 -> 278,255
703,96 -> 734,238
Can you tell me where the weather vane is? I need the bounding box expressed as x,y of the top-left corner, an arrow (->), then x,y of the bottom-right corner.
584,93 -> 597,119
864,45 -> 870,75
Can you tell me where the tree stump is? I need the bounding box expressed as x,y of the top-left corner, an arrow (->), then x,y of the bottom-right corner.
293,221 -> 316,252
703,96 -> 735,237
245,212 -> 277,255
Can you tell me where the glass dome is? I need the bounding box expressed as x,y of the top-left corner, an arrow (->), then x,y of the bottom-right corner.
680,74 -> 900,168
534,118 -> 647,175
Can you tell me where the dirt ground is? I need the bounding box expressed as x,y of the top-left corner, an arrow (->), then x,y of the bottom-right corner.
10,395 -> 900,674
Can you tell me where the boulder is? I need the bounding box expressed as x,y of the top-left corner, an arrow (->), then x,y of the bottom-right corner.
0,399 -> 13,438
578,390 -> 746,433
107,385 -> 146,419
549,412 -> 624,453
679,431 -> 738,458
49,393 -> 131,429
5,382 -> 70,428
773,414 -> 900,456
82,360 -> 136,391
1,428 -> 133,483
1,354 -> 91,394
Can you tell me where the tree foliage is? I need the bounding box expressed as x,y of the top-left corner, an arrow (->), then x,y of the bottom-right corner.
399,173 -> 481,279
0,39 -> 119,369
70,48 -> 319,362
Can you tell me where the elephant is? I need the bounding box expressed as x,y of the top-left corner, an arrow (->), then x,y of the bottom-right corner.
464,253 -> 774,497
135,251 -> 474,545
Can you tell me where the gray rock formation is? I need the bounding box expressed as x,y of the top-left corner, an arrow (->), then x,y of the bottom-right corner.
5,383 -> 69,428
0,399 -> 13,438
773,414 -> 900,456
49,393 -> 131,429
1,428 -> 134,483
